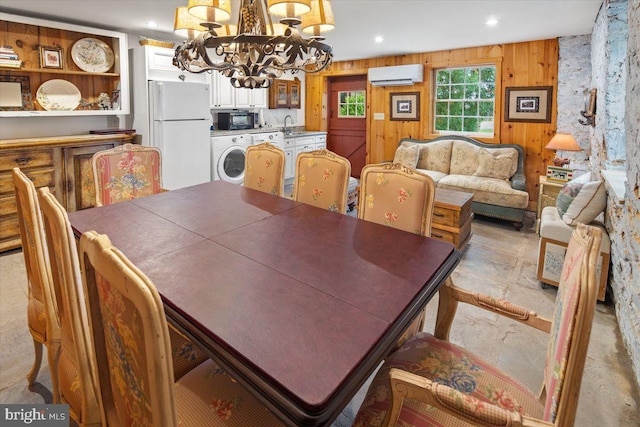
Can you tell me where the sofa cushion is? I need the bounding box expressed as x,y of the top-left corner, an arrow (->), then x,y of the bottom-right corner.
439,175 -> 529,209
413,139 -> 453,173
556,173 -> 606,226
393,144 -> 419,168
449,140 -> 480,175
416,169 -> 447,184
474,148 -> 518,180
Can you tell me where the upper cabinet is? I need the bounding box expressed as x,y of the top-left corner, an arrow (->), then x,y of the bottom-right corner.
0,12 -> 130,117
269,78 -> 301,109
210,72 -> 267,109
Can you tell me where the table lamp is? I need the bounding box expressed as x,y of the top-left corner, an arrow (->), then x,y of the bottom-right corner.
545,133 -> 582,167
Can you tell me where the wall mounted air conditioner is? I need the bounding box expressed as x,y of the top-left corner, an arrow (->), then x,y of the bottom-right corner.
368,64 -> 424,87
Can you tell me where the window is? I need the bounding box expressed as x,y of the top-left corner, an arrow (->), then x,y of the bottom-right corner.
338,90 -> 365,117
434,65 -> 496,135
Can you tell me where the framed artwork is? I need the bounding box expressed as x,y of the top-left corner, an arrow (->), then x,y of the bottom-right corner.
39,46 -> 63,69
390,92 -> 420,121
546,165 -> 574,183
0,75 -> 34,111
504,86 -> 552,123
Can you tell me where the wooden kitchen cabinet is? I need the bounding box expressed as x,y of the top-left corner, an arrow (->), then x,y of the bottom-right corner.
0,133 -> 136,252
269,77 -> 301,109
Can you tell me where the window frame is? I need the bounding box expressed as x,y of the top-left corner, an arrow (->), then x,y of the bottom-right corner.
427,59 -> 502,142
337,89 -> 366,118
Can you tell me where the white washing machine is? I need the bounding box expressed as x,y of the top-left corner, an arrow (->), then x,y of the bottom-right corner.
211,134 -> 252,184
251,131 -> 285,150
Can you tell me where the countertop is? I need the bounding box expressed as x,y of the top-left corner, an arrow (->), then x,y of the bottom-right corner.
210,128 -> 326,137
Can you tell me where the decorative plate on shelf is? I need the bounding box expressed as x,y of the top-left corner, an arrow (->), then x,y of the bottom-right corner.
71,38 -> 115,73
36,79 -> 81,111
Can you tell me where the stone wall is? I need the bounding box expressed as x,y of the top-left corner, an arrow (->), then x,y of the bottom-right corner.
557,35 -> 592,165
590,0 -> 639,386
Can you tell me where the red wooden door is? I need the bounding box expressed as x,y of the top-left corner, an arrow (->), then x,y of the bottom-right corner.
328,75 -> 366,178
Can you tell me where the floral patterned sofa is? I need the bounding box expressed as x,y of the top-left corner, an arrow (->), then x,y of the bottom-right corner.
394,135 -> 529,230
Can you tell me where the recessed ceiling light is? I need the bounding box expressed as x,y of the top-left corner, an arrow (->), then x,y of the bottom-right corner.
486,18 -> 498,27
374,35 -> 384,43
147,21 -> 158,28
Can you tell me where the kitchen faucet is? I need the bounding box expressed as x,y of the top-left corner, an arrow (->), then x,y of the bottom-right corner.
284,114 -> 293,135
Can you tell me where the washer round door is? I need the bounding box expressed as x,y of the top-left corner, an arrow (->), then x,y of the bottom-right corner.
216,145 -> 247,184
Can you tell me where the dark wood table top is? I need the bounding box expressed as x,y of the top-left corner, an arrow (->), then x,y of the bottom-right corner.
69,181 -> 460,426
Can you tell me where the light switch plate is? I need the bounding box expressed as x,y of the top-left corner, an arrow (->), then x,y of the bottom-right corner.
374,112 -> 385,120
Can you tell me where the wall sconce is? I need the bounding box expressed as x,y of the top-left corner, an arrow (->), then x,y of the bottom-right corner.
579,88 -> 596,126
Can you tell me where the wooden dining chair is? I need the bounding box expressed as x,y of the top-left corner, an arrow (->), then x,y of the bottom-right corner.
354,224 -> 602,427
12,168 -> 61,402
92,143 -> 163,206
293,149 -> 351,214
357,162 -> 437,347
244,142 -> 285,196
78,230 -> 284,426
38,187 -> 103,425
358,162 -> 436,237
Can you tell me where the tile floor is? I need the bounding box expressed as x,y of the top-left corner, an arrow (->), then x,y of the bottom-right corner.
1,212 -> 638,426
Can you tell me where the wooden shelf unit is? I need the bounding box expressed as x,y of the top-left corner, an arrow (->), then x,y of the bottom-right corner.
0,12 -> 130,117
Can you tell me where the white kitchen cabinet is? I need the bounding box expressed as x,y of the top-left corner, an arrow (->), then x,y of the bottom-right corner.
235,87 -> 268,109
143,46 -> 208,83
285,132 -> 328,181
0,12 -> 130,117
210,72 -> 235,109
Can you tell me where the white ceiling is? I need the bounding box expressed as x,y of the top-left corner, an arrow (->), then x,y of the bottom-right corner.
0,0 -> 603,61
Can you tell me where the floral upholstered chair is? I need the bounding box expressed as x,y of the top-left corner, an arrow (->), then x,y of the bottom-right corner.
12,168 -> 61,402
79,231 -> 284,427
357,163 -> 436,347
92,144 -> 163,206
358,163 -> 436,237
38,188 -> 209,425
244,142 -> 285,196
293,149 -> 351,214
38,187 -> 103,425
354,224 -> 602,427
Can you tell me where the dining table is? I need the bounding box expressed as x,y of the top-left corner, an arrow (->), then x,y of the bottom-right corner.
68,180 -> 461,427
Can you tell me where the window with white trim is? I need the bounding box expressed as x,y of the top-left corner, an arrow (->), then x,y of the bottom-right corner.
433,65 -> 496,135
338,90 -> 365,117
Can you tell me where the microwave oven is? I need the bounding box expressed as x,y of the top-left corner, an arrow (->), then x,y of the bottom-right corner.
217,112 -> 258,130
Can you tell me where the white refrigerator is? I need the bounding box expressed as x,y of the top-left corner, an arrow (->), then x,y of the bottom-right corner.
149,81 -> 211,190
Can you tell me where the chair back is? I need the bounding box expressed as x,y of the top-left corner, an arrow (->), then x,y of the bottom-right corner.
244,142 -> 285,196
293,149 -> 351,213
12,168 -> 60,366
38,187 -> 104,425
79,230 -> 176,427
542,223 -> 602,425
358,163 -> 436,237
92,143 -> 162,206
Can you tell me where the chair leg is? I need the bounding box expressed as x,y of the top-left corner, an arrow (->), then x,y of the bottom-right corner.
26,338 -> 43,385
47,341 -> 61,404
434,277 -> 458,341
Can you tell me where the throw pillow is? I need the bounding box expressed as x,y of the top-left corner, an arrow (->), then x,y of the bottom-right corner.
555,172 -> 606,225
474,148 -> 516,180
393,144 -> 419,168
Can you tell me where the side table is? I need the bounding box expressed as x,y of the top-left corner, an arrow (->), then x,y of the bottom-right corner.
431,188 -> 474,250
536,176 -> 564,234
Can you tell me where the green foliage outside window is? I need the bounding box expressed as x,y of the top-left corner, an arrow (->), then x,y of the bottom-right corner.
434,65 -> 496,134
339,91 -> 365,117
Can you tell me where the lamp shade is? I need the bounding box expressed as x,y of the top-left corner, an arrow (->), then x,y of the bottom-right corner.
174,7 -> 205,39
188,0 -> 232,23
301,0 -> 335,36
268,0 -> 312,17
545,133 -> 582,152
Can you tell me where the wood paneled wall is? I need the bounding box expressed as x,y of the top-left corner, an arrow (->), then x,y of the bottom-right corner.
305,39 -> 560,211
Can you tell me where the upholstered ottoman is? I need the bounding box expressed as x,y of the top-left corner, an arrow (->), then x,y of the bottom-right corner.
346,177 -> 359,212
537,206 -> 610,301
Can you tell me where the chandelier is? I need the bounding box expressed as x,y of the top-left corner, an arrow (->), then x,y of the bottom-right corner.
173,0 -> 334,89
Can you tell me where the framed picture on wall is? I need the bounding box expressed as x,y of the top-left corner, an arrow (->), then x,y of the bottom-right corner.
390,92 -> 420,121
504,86 -> 552,123
39,46 -> 63,69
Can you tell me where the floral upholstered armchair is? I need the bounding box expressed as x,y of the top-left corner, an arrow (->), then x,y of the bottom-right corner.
293,149 -> 351,214
92,143 -> 163,206
355,224 -> 602,427
244,142 -> 285,196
